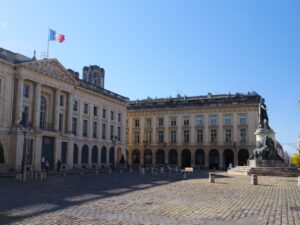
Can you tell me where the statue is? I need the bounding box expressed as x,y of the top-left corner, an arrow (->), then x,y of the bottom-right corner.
250,136 -> 279,160
258,98 -> 270,129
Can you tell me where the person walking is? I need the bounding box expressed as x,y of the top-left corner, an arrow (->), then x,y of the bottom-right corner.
45,159 -> 49,172
56,160 -> 61,175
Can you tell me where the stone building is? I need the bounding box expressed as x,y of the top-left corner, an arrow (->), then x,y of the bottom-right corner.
0,47 -> 128,172
127,93 -> 262,169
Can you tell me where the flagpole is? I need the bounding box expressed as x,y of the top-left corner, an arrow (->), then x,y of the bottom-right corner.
46,28 -> 50,59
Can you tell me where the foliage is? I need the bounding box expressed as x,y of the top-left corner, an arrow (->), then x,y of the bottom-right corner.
290,153 -> 300,168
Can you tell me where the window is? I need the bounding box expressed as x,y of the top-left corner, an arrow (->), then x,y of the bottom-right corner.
102,108 -> 106,118
94,106 -> 98,116
240,129 -> 247,142
59,113 -> 63,132
60,95 -> 64,106
158,118 -> 164,127
210,116 -> 217,125
73,100 -> 78,111
183,130 -> 189,143
224,116 -> 232,125
23,84 -> 30,98
110,125 -> 114,138
146,118 -> 152,127
240,115 -> 247,125
210,129 -> 217,143
183,117 -> 189,126
170,130 -> 176,143
93,122 -> 97,138
110,111 -> 114,120
196,129 -> 204,143
118,113 -> 121,122
84,103 -> 88,114
134,131 -> 140,143
40,96 -> 47,129
158,131 -> 164,143
83,120 -> 88,137
134,119 -> 140,127
102,123 -> 106,139
0,79 -> 2,95
22,106 -> 29,124
145,130 -> 152,142
170,117 -> 176,126
225,129 -> 232,142
118,126 -> 121,141
61,142 -> 67,164
196,116 -> 204,126
72,117 -> 77,135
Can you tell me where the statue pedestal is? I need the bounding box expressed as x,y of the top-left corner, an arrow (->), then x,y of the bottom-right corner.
249,159 -> 285,168
254,128 -> 275,144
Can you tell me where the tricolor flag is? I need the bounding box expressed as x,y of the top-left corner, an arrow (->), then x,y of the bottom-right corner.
49,29 -> 65,43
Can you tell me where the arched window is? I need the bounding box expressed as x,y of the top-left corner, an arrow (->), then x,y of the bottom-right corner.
81,145 -> 89,164
132,149 -> 140,164
101,147 -> 107,164
109,147 -> 114,164
169,149 -> 178,165
73,144 -> 78,164
144,149 -> 152,165
156,149 -> 165,165
92,146 -> 98,164
195,149 -> 205,166
40,96 -> 47,129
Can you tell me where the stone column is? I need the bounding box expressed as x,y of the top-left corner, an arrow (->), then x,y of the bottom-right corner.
15,134 -> 25,172
67,140 -> 74,169
89,103 -> 93,138
53,89 -> 60,132
191,149 -> 195,168
178,150 -> 182,168
54,138 -> 61,170
165,149 -> 169,164
33,83 -> 41,130
88,145 -> 92,168
98,146 -> 101,167
78,144 -> 82,168
67,93 -> 73,133
14,77 -> 24,125
204,150 -> 209,169
234,149 -> 238,167
34,135 -> 42,171
219,149 -> 224,170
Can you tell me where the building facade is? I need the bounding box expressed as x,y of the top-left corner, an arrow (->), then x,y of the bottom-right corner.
127,93 -> 262,169
0,48 -> 128,172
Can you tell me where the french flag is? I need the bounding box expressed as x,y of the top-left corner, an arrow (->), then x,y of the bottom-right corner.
49,29 -> 65,43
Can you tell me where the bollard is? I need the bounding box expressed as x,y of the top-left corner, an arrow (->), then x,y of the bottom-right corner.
182,173 -> 187,180
251,174 -> 258,185
209,173 -> 215,183
298,177 -> 300,186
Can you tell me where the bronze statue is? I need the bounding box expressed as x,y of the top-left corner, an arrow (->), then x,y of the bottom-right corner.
250,136 -> 279,160
258,98 -> 270,129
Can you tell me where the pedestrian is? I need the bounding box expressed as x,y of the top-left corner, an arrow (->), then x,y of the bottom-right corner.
56,160 -> 61,175
41,157 -> 45,171
45,159 -> 49,172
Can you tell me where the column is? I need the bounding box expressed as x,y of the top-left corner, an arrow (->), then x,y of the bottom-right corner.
14,77 -> 24,125
53,89 -> 60,131
33,135 -> 42,171
54,138 -> 61,166
191,149 -> 195,167
15,134 -> 25,172
88,145 -> 92,168
67,140 -> 74,169
234,149 -> 238,167
204,150 -> 209,169
33,83 -> 41,130
98,146 -> 101,167
152,150 -> 156,166
219,149 -> 224,170
178,150 -> 182,168
78,145 -> 82,168
89,103 -> 93,138
165,148 -> 169,164
67,93 -> 73,133
128,149 -> 132,166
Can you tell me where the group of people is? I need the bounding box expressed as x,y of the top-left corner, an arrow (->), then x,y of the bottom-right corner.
41,157 -> 62,174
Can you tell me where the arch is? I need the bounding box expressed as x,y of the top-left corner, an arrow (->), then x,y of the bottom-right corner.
109,147 -> 115,165
144,149 -> 152,165
132,149 -> 140,164
195,149 -> 205,166
0,142 -> 5,164
223,149 -> 234,168
238,149 -> 249,166
209,149 -> 219,169
182,149 -> 191,168
92,146 -> 98,164
168,149 -> 178,165
81,145 -> 89,164
117,148 -> 125,164
39,96 -> 47,129
73,144 -> 78,164
101,146 -> 107,164
156,149 -> 165,165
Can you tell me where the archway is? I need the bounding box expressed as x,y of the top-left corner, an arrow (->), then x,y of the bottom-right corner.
209,149 -> 219,169
92,146 -> 98,164
109,147 -> 115,166
73,144 -> 78,165
182,149 -> 191,168
144,149 -> 152,165
81,145 -> 89,164
101,146 -> 107,164
223,149 -> 234,168
195,149 -> 205,166
238,149 -> 249,166
156,149 -> 165,165
0,142 -> 5,164
168,149 -> 178,165
132,149 -> 140,165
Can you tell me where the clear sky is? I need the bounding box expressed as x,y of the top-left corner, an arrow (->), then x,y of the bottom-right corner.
0,0 -> 299,155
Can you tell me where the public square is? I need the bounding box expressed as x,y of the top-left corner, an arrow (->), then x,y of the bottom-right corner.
0,171 -> 299,225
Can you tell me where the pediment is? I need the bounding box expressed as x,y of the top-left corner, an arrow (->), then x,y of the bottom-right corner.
20,59 -> 78,84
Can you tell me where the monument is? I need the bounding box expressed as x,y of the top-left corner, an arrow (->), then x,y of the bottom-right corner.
228,98 -> 299,176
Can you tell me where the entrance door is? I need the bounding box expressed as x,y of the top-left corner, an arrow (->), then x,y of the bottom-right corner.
182,149 -> 191,168
42,137 -> 55,170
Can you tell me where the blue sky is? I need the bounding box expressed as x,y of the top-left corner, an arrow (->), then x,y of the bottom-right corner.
0,0 -> 299,154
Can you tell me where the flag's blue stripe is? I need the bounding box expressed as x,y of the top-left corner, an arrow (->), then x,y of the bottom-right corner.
49,29 -> 56,41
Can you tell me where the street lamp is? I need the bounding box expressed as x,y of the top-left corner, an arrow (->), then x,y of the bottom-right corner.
19,120 -> 32,181
111,135 -> 118,168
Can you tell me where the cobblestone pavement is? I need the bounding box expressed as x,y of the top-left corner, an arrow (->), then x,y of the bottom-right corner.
0,171 -> 299,225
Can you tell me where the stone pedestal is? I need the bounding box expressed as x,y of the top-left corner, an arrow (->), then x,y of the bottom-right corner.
209,173 -> 215,183
249,160 -> 285,168
255,128 -> 275,144
251,174 -> 258,185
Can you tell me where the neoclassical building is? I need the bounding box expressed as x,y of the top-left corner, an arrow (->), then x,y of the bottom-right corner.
127,93 -> 262,169
0,48 -> 128,172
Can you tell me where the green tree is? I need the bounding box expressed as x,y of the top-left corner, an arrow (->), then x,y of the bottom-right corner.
290,153 -> 300,168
